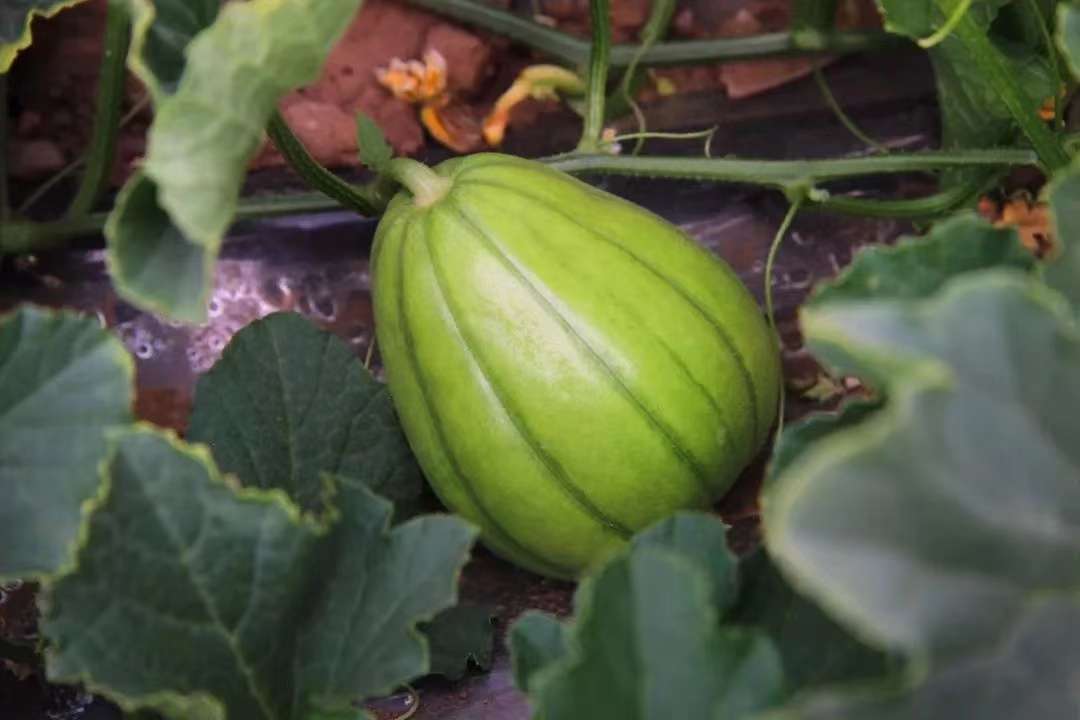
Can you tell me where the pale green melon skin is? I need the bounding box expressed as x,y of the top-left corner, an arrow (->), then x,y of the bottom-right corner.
372,154 -> 781,579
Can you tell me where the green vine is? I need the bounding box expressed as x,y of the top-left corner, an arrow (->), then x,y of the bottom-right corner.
65,0 -> 130,219
813,65 -> 889,154
605,0 -> 675,125
544,149 -> 1036,192
919,0 -> 975,48
0,192 -> 343,255
577,0 -> 611,152
406,0 -> 904,67
266,111 -> 390,216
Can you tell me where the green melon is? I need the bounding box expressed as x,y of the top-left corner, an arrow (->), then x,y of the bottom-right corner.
372,153 -> 781,579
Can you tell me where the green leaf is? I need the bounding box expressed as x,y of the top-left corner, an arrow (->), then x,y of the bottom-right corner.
0,306 -> 133,580
43,426 -> 324,720
766,597 -> 1080,720
126,0 -> 221,100
1056,2 -> 1080,79
1047,163 -> 1080,309
105,172 -> 212,324
520,548 -> 783,720
730,552 -> 893,693
509,611 -> 569,695
294,477 -> 477,710
421,604 -> 496,680
766,399 -> 882,488
765,272 -> 1080,660
875,0 -> 1060,179
107,0 -> 363,322
0,0 -> 87,73
187,312 -> 425,517
42,427 -> 478,719
809,214 -> 1033,307
632,512 -> 739,612
142,0 -> 361,248
356,113 -> 393,174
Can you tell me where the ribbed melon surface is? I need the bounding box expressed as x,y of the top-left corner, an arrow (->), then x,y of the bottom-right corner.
372,154 -> 781,578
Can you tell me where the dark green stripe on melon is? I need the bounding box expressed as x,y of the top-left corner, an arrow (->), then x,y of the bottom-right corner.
372,153 -> 781,579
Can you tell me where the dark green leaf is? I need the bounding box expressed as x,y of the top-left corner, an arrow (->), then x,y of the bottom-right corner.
766,399 -> 882,488
0,0 -> 87,72
127,0 -> 220,99
810,215 -> 1033,307
356,113 -> 393,174
1047,163 -> 1080,309
730,552 -> 893,692
43,426 -> 324,720
295,477 -> 477,710
187,312 -> 425,517
876,0 -> 1056,184
522,548 -> 783,720
767,598 -> 1080,720
43,428 -> 478,719
0,306 -> 133,580
632,512 -> 739,612
421,604 -> 495,680
509,611 -> 568,694
106,172 -> 211,324
765,273 -> 1080,660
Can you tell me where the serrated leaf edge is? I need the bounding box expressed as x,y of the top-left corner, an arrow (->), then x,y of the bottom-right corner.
301,482 -> 480,712
41,423 -> 334,720
0,0 -> 88,73
0,304 -> 137,582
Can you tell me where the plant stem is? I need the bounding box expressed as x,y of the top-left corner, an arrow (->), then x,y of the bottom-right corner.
606,0 -> 675,121
266,111 -> 386,216
18,96 -> 150,216
577,0 -> 611,151
627,30 -> 904,66
1,192 -> 344,254
407,0 -> 904,67
544,149 -> 1037,190
940,0 -> 1069,171
65,0 -> 130,219
1,148 -> 1025,254
810,173 -> 990,218
385,158 -> 451,206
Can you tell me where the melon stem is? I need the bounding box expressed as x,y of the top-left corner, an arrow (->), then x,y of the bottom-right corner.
387,158 -> 452,208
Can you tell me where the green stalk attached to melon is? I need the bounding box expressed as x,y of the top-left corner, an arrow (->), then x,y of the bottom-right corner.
372,154 -> 781,579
